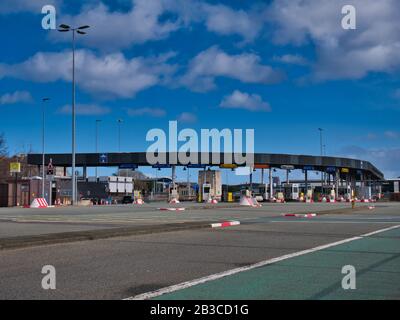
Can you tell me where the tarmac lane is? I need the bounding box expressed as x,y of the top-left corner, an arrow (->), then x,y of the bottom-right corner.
147,226 -> 400,300
0,204 -> 399,300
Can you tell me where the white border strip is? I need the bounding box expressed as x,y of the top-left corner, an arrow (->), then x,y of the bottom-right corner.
125,224 -> 400,300
211,221 -> 240,228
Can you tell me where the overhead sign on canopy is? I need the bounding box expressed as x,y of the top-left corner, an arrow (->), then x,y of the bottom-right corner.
254,164 -> 269,169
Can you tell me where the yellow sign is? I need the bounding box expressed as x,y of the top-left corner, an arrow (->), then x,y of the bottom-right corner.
220,164 -> 238,169
341,168 -> 349,173
10,162 -> 21,173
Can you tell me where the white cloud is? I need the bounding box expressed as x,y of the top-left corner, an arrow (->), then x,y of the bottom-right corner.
58,104 -> 110,115
181,46 -> 284,91
0,50 -> 176,99
51,0 -> 180,51
126,107 -> 166,117
273,54 -> 308,66
220,90 -> 271,112
201,3 -> 263,42
177,112 -> 197,123
267,0 -> 400,80
0,91 -> 33,104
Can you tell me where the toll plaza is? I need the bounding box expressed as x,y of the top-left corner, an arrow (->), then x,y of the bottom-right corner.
22,152 -> 385,204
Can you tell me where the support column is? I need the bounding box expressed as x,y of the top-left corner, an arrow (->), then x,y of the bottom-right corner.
249,170 -> 253,195
305,169 -> 308,197
269,168 -> 273,200
335,169 -> 339,200
171,165 -> 177,200
286,169 -> 290,184
261,168 -> 264,184
83,166 -> 87,180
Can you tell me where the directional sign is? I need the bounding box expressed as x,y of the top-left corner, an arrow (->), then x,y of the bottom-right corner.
187,164 -> 207,169
326,166 -> 336,173
99,153 -> 108,164
152,164 -> 171,169
303,165 -> 315,171
254,164 -> 269,169
119,164 -> 138,169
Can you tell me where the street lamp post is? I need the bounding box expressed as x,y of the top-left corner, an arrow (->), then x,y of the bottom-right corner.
58,24 -> 90,205
318,128 -> 324,193
41,98 -> 50,198
95,119 -> 101,178
117,119 -> 123,153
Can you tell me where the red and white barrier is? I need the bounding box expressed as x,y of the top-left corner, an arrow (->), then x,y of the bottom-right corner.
169,198 -> 180,204
134,199 -> 145,205
157,207 -> 185,211
240,196 -> 261,207
210,199 -> 218,204
282,213 -> 317,218
211,221 -> 240,228
30,198 -> 48,208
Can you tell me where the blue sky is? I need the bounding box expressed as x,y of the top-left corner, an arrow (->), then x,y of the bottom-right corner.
0,0 -> 399,181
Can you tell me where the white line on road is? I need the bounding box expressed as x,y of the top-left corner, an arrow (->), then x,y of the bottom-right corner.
269,220 -> 400,224
125,224 -> 400,300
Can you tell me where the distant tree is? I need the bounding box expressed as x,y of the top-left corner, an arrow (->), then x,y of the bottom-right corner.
0,133 -> 7,159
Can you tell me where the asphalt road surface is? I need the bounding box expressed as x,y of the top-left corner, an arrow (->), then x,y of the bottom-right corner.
0,202 -> 399,299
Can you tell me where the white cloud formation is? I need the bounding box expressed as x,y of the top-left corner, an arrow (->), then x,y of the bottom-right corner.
0,50 -> 176,99
273,54 -> 308,66
58,103 -> 110,115
201,3 -> 263,42
220,90 -> 271,112
266,0 -> 400,80
177,112 -> 197,123
52,0 -> 180,51
181,46 -> 284,91
0,91 -> 33,104
126,107 -> 166,117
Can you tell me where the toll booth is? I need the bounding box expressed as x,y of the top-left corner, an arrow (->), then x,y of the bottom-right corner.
198,170 -> 222,201
283,183 -> 300,201
202,183 -> 211,202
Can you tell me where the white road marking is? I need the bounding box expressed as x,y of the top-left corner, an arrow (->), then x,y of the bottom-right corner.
125,224 -> 400,300
269,220 -> 400,224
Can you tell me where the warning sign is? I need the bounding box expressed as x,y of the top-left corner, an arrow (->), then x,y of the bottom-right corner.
47,158 -> 54,175
10,162 -> 21,173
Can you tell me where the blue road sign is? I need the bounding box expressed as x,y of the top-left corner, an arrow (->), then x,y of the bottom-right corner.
326,166 -> 336,173
187,164 -> 207,169
152,164 -> 171,169
119,164 -> 138,169
303,166 -> 315,171
99,153 -> 108,164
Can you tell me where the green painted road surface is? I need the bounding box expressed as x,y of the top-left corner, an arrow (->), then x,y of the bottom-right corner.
155,227 -> 400,300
